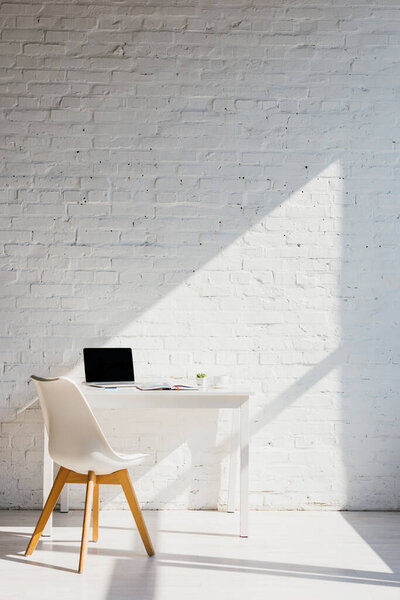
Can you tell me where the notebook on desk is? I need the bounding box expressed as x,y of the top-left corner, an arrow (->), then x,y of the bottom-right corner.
136,382 -> 197,391
83,348 -> 137,387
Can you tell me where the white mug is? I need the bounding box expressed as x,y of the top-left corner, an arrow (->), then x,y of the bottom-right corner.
214,375 -> 229,388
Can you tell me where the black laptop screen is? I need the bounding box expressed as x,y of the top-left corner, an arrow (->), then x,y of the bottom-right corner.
83,348 -> 135,383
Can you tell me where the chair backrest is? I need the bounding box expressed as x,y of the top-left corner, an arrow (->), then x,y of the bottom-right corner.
31,376 -> 115,470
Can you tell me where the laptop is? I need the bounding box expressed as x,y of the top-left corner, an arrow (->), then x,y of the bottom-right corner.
83,348 -> 136,387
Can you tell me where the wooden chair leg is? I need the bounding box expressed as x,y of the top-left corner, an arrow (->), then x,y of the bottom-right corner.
25,466 -> 70,556
119,469 -> 154,556
78,471 -> 96,573
92,483 -> 99,542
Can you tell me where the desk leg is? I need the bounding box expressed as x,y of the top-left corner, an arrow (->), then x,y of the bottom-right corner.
60,484 -> 69,513
240,400 -> 249,538
227,409 -> 239,513
42,426 -> 53,537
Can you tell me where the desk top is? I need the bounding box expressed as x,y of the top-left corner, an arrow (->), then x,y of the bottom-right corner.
79,382 -> 250,409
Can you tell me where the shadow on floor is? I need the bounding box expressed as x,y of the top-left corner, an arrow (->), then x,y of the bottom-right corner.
341,512 -> 400,574
105,550 -> 400,599
2,511 -> 400,592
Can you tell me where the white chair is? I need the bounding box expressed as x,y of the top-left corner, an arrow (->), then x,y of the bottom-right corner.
25,376 -> 154,573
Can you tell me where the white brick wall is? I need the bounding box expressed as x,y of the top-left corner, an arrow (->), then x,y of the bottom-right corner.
1,0 -> 400,510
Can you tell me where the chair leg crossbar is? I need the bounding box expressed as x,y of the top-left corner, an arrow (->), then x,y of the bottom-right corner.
25,467 -> 154,573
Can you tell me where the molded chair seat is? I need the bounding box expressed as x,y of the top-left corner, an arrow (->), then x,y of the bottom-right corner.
52,445 -> 149,477
25,376 -> 154,573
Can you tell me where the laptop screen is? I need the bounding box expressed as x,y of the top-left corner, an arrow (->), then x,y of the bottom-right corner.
83,348 -> 135,383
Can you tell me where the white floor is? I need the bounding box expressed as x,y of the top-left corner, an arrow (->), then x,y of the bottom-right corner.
0,510 -> 400,600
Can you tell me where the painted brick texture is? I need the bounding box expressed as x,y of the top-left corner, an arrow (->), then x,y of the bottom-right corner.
1,0 -> 400,510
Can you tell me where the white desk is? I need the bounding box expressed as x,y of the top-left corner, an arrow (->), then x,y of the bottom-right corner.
42,385 -> 250,537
